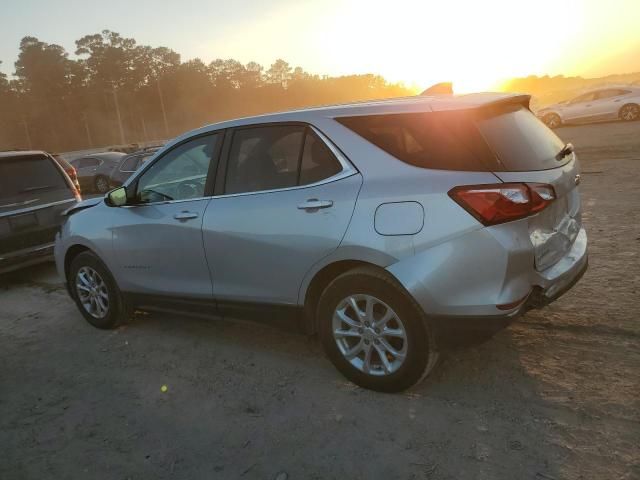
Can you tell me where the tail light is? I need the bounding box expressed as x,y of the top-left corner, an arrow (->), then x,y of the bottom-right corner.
448,183 -> 556,226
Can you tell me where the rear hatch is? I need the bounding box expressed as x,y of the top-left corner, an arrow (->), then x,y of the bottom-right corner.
474,104 -> 582,270
0,153 -> 77,257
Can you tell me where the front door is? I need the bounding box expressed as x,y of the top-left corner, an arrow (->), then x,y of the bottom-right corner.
110,133 -> 221,299
562,92 -> 596,123
202,124 -> 361,307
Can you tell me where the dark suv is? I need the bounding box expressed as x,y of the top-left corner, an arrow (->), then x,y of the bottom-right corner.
0,151 -> 80,274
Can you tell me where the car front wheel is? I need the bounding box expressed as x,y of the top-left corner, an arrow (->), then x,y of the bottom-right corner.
619,103 -> 639,122
318,266 -> 439,392
95,175 -> 110,193
69,251 -> 125,329
543,113 -> 562,129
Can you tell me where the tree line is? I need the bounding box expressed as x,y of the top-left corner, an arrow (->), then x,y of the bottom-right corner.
0,31 -> 412,152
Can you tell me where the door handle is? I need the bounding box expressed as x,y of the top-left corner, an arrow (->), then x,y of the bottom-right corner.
173,211 -> 199,220
297,199 -> 333,210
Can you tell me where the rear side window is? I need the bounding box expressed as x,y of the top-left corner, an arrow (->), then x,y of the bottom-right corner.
225,125 -> 343,194
337,112 -> 498,171
0,155 -> 70,202
338,106 -> 568,172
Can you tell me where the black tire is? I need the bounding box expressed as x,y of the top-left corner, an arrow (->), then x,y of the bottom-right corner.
619,103 -> 639,122
318,266 -> 439,393
543,113 -> 562,129
94,175 -> 110,193
68,251 -> 126,329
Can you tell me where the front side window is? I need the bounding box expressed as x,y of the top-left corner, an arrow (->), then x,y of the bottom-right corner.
79,158 -> 100,168
136,134 -> 219,203
225,125 -> 343,195
569,92 -> 595,104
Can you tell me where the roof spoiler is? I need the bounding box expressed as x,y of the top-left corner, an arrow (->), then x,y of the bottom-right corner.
420,82 -> 453,95
483,94 -> 532,111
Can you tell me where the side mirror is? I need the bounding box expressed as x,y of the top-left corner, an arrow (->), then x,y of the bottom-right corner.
105,186 -> 128,207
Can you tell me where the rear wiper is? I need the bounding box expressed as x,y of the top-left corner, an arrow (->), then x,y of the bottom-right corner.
556,143 -> 574,161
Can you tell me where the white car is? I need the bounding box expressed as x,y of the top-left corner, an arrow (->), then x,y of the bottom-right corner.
537,86 -> 640,128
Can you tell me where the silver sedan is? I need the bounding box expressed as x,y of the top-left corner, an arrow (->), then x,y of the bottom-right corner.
537,86 -> 640,128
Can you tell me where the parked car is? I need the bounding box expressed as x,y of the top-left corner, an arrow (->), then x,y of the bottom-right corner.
69,152 -> 126,193
1,151 -> 80,274
55,93 -> 588,392
109,148 -> 160,188
107,143 -> 140,154
537,86 -> 640,128
51,154 -> 81,193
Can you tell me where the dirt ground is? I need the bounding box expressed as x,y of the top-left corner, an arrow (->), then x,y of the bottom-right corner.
1,121 -> 639,480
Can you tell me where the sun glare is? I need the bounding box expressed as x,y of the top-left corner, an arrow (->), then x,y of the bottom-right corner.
317,0 -> 584,93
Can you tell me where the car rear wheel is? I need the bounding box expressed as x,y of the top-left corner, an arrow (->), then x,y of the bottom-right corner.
95,175 -> 110,193
318,266 -> 439,392
69,251 -> 125,329
619,103 -> 639,122
543,113 -> 562,129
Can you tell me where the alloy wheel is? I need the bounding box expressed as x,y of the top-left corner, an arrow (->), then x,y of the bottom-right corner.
620,104 -> 639,121
545,114 -> 560,129
332,294 -> 408,376
96,177 -> 109,193
75,266 -> 110,318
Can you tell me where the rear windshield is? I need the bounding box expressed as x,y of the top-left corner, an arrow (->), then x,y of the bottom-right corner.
0,154 -> 70,202
337,105 -> 569,172
476,106 -> 567,171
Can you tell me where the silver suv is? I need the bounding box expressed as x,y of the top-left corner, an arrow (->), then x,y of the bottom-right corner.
55,93 -> 588,392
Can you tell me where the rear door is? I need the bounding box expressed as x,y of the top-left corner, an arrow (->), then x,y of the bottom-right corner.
476,106 -> 582,270
202,124 -> 361,307
0,154 -> 77,260
591,89 -> 629,120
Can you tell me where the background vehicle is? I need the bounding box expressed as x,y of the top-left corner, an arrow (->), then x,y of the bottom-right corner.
52,154 -> 81,193
69,152 -> 126,193
1,151 -> 80,274
109,148 -> 160,188
537,86 -> 640,128
55,93 -> 587,392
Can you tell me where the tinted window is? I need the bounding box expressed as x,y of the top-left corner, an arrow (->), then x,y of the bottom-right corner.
596,89 -> 629,99
476,106 -> 567,171
338,106 -> 567,172
225,126 -> 304,194
569,92 -> 595,104
79,158 -> 100,168
337,112 -> 498,171
137,134 -> 218,203
299,132 -> 342,185
0,155 -> 70,203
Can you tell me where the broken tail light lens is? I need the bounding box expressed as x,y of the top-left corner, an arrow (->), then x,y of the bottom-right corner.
448,183 -> 556,226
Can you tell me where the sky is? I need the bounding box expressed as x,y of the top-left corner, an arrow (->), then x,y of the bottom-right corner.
2,0 -> 640,92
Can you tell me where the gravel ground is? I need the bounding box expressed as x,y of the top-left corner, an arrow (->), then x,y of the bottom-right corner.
1,121 -> 639,480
